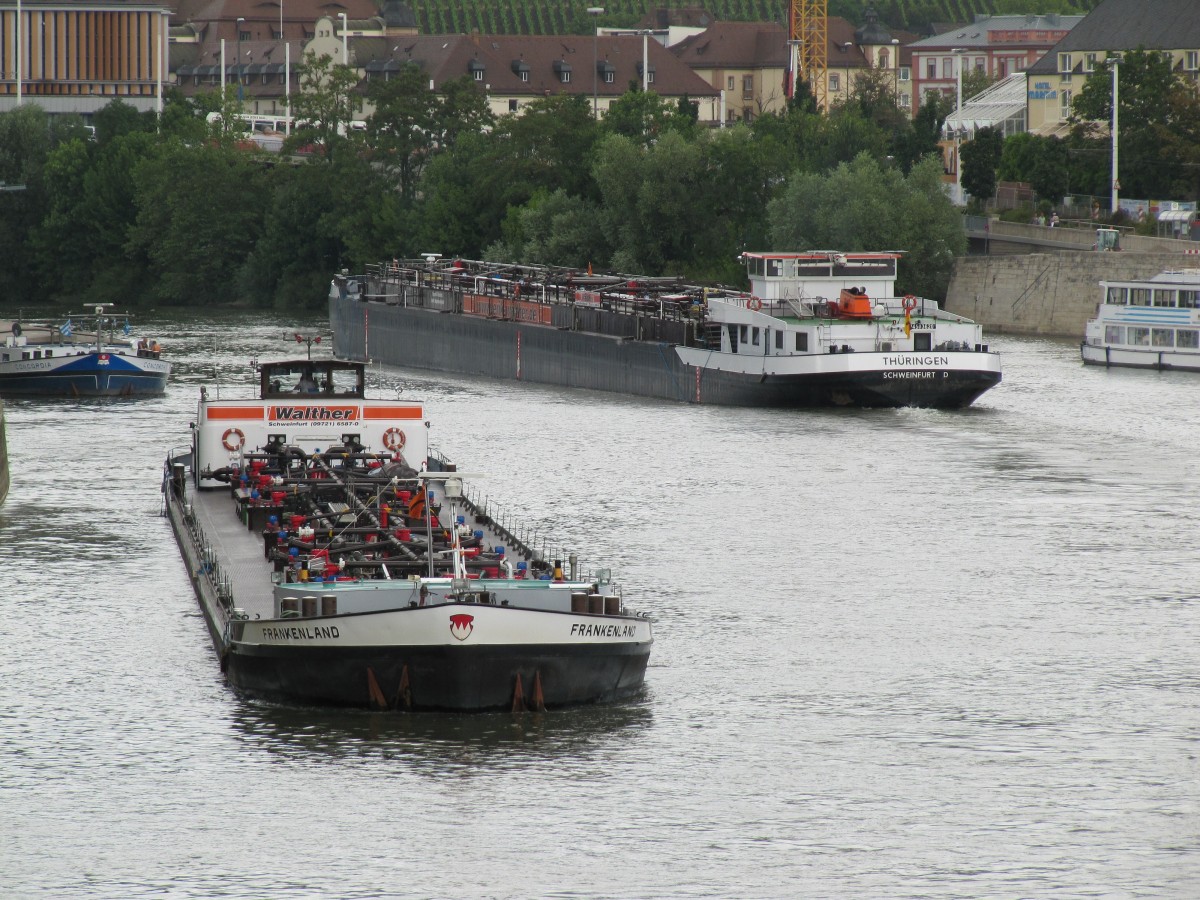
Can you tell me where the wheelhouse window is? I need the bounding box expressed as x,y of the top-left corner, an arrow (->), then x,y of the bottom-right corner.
766,258 -> 783,277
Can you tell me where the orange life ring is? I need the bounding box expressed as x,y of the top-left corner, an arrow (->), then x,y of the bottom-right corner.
746,297 -> 763,312
902,295 -> 917,312
221,427 -> 245,452
382,427 -> 406,451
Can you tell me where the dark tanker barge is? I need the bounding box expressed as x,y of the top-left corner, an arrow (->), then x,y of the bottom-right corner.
329,252 -> 1001,409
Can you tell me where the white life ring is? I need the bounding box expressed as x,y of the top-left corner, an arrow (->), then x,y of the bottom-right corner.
222,427 -> 246,452
382,427 -> 406,451
746,297 -> 763,312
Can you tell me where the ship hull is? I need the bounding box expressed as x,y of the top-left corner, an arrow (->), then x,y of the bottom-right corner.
224,639 -> 651,711
0,352 -> 169,397
332,298 -> 999,409
1081,342 -> 1200,371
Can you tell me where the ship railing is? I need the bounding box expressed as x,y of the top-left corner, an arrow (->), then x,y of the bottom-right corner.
366,259 -> 704,326
173,489 -> 237,613
456,480 -> 604,584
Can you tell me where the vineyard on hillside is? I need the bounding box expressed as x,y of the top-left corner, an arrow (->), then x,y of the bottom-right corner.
404,1 -> 1101,36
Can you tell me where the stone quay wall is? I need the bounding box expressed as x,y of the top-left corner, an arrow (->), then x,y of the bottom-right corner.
944,252 -> 1200,338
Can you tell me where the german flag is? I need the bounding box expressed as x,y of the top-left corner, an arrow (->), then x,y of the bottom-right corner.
408,486 -> 426,520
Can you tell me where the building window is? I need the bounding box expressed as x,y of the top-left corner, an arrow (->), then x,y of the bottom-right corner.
975,58 -> 985,73
647,71 -> 654,84
1187,51 -> 1199,71
1058,52 -> 1071,73
521,70 -> 529,82
878,48 -> 889,69
926,59 -> 936,79
561,71 -> 570,83
829,73 -> 840,91
742,107 -> 753,122
1085,52 -> 1097,72
899,93 -> 910,108
727,75 -> 735,90
508,98 -> 518,112
899,66 -> 910,82
742,74 -> 754,95
1060,88 -> 1071,118
239,29 -> 250,42
604,71 -> 614,83
474,69 -> 483,81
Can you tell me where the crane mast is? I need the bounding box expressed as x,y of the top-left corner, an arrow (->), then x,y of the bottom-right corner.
788,0 -> 828,111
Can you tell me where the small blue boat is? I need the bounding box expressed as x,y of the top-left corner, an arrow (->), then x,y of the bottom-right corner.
0,306 -> 170,398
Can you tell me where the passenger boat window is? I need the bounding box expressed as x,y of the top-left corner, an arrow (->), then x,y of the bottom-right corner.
1153,290 -> 1177,307
752,327 -> 760,346
1180,290 -> 1200,308
795,333 -> 808,352
1107,286 -> 1127,304
1130,288 -> 1152,306
766,259 -> 783,277
1177,329 -> 1199,348
1128,327 -> 1150,346
1105,325 -> 1125,344
1152,328 -> 1175,347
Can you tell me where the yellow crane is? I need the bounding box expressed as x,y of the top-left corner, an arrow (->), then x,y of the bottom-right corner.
789,0 -> 828,111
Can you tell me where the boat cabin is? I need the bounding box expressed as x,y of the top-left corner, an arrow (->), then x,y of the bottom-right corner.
260,359 -> 366,399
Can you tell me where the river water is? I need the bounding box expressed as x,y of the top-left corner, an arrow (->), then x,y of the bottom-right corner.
2,312 -> 1198,898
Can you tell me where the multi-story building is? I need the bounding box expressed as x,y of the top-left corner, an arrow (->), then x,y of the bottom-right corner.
671,11 -> 915,121
1025,0 -> 1200,135
909,13 -> 1083,114
328,32 -> 719,122
0,1 -> 172,115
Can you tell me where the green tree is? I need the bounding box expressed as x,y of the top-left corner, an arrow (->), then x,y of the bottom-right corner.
766,153 -> 965,300
0,105 -> 55,303
1070,47 -> 1200,201
366,63 -> 439,202
485,188 -> 607,268
960,126 -> 1003,209
600,87 -> 698,145
286,52 -> 364,163
127,144 -> 270,306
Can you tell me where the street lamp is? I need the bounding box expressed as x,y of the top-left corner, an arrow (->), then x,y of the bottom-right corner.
587,7 -> 603,118
644,31 -> 651,91
338,13 -> 348,66
15,0 -> 21,105
1110,53 -> 1122,215
236,17 -> 245,103
952,47 -> 965,204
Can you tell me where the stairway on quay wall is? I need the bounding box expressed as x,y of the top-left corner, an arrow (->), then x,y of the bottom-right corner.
945,251 -> 1200,338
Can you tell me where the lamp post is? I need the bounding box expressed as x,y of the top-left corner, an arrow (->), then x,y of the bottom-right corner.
642,30 -> 650,91
1110,53 -> 1122,215
236,17 -> 245,103
587,7 -> 603,118
952,47 -> 965,205
338,13 -> 348,66
15,0 -> 21,105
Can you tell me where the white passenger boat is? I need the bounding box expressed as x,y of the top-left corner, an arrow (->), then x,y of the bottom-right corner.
0,306 -> 169,397
1082,269 -> 1200,370
162,357 -> 652,711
